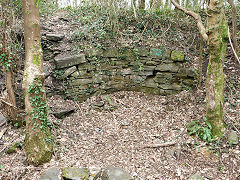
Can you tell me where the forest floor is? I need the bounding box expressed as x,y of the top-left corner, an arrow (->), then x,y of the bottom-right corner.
0,87 -> 240,179
0,9 -> 240,180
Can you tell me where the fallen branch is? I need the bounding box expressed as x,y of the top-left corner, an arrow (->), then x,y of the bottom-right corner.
0,128 -> 7,139
142,141 -> 176,148
228,26 -> 240,64
226,113 -> 240,134
171,0 -> 208,41
0,97 -> 17,109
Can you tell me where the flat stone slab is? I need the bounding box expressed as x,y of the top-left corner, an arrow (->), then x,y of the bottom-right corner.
188,173 -> 203,180
94,167 -> 133,180
51,107 -> 76,119
62,167 -> 90,180
40,167 -> 60,180
46,34 -> 64,41
155,63 -> 179,73
55,54 -> 86,69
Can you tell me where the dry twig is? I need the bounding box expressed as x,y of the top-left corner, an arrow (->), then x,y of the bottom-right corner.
142,141 -> 176,148
0,128 -> 7,140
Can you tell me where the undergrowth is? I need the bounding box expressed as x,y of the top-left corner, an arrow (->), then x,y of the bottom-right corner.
64,3 -> 201,55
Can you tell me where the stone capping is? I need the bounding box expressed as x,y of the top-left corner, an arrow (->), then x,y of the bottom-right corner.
54,54 -> 86,69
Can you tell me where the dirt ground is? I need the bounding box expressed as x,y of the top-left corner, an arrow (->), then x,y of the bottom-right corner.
0,86 -> 240,179
0,9 -> 240,180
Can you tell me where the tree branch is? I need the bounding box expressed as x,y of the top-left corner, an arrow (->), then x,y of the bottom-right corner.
171,0 -> 208,41
142,141 -> 176,148
228,26 -> 240,64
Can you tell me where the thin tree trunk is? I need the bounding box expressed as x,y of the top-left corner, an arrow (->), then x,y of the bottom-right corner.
227,0 -> 238,61
139,0 -> 145,9
1,1 -> 18,125
22,0 -> 53,165
198,35 -> 203,86
149,0 -> 154,8
132,0 -> 137,18
185,0 -> 190,8
206,0 -> 227,138
165,0 -> 169,8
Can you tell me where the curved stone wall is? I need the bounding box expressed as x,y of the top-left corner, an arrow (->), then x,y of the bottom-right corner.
54,47 -> 196,102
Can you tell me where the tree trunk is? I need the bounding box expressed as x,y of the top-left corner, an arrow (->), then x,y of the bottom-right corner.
171,0 -> 226,138
185,0 -> 190,8
22,0 -> 53,165
206,0 -> 227,138
149,0 -> 154,8
1,1 -> 18,125
198,35 -> 203,86
227,0 -> 238,61
139,0 -> 145,9
165,0 -> 169,8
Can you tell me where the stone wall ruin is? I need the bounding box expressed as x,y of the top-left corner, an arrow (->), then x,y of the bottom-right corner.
53,47 -> 196,102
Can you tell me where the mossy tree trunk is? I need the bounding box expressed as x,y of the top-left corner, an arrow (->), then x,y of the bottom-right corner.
206,0 -> 227,138
171,0 -> 227,138
22,0 -> 53,165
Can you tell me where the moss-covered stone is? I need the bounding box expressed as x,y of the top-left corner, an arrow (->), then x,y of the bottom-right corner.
143,78 -> 158,88
228,130 -> 239,145
7,142 -> 21,154
94,167 -> 133,180
159,83 -> 182,91
150,48 -> 164,58
40,167 -> 60,180
69,78 -> 93,86
54,47 -> 196,103
62,167 -> 90,180
155,63 -> 179,72
55,54 -> 86,69
171,51 -> 185,61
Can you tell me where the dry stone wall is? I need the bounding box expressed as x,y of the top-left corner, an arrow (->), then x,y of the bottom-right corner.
54,47 -> 196,102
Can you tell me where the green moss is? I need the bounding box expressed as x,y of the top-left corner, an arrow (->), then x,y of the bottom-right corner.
62,168 -> 89,180
206,5 -> 227,139
206,103 -> 225,138
171,51 -> 185,61
220,19 -> 228,42
25,132 -> 53,166
34,0 -> 39,7
7,142 -> 21,154
33,55 -> 41,67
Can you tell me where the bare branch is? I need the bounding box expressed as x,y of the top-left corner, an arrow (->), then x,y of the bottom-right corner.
142,141 -> 176,148
0,97 -> 17,109
228,27 -> 240,64
171,0 -> 208,41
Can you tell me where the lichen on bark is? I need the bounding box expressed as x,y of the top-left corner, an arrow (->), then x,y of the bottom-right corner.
24,131 -> 53,165
206,0 -> 227,138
